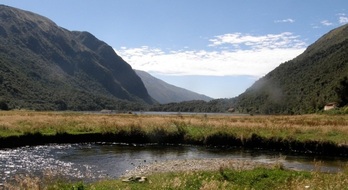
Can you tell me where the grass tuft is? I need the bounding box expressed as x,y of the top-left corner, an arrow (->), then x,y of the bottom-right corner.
7,166 -> 348,190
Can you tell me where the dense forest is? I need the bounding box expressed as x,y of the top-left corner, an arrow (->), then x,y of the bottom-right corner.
149,99 -> 236,113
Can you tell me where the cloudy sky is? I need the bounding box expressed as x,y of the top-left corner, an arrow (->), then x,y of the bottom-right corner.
2,0 -> 348,98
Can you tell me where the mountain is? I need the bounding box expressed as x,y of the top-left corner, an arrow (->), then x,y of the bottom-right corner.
235,24 -> 348,114
0,5 -> 154,110
135,70 -> 212,104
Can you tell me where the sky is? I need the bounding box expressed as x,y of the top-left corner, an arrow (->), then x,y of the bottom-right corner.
1,0 -> 348,98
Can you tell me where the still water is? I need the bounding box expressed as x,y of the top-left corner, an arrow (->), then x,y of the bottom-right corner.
1,143 -> 347,185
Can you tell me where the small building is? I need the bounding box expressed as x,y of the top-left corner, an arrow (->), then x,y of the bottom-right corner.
324,102 -> 338,111
100,109 -> 112,114
227,107 -> 235,113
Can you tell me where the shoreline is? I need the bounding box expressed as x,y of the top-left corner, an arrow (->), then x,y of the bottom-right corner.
1,132 -> 348,157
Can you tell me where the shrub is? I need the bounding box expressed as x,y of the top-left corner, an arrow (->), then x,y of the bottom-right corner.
0,100 -> 9,110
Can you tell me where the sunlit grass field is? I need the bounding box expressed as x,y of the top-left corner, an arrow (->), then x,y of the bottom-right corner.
74,167 -> 348,190
0,110 -> 347,144
5,165 -> 348,190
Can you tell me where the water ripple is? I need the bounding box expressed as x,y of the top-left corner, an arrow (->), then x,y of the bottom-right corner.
1,143 -> 347,185
0,144 -> 105,184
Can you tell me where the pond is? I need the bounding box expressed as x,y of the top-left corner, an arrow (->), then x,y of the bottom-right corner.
1,143 -> 347,185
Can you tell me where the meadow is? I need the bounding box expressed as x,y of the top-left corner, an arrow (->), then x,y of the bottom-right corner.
1,111 -> 348,189
5,163 -> 348,190
0,111 -> 348,154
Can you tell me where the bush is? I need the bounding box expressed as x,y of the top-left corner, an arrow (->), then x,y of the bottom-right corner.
0,101 -> 9,110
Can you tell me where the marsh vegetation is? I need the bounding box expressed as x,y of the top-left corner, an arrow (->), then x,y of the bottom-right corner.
0,111 -> 347,153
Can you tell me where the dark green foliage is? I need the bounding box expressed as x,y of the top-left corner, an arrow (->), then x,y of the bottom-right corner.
0,100 -> 9,110
235,24 -> 348,114
204,131 -> 240,146
150,98 -> 236,113
335,77 -> 348,106
218,168 -> 311,189
0,5 -> 153,111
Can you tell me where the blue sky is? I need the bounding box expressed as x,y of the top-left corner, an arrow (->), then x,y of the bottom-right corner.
1,0 -> 348,98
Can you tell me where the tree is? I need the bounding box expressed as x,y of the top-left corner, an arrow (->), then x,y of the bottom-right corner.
0,101 -> 9,110
54,100 -> 68,111
335,77 -> 348,106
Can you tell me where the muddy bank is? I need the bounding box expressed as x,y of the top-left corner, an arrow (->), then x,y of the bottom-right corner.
0,132 -> 347,157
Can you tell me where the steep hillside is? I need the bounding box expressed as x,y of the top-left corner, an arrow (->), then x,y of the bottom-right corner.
135,70 -> 212,104
235,24 -> 348,114
0,5 -> 154,110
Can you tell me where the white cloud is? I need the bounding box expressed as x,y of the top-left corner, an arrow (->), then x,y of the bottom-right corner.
321,20 -> 333,26
208,32 -> 306,49
274,18 -> 295,23
311,24 -> 320,29
115,33 -> 306,77
314,14 -> 348,28
338,15 -> 348,24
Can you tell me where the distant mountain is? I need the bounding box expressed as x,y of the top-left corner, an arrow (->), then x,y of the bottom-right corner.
135,70 -> 212,104
0,5 -> 154,110
235,24 -> 348,114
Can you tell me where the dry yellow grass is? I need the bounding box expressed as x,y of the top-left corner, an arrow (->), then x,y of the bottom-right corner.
0,111 -> 347,144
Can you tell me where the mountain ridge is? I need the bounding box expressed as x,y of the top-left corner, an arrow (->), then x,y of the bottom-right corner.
0,5 -> 153,110
135,70 -> 212,104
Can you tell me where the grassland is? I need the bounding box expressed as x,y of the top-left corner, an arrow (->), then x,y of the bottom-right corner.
1,111 -> 348,189
5,164 -> 348,190
0,111 -> 348,155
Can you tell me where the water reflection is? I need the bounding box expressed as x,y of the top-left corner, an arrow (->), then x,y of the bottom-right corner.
0,143 -> 347,185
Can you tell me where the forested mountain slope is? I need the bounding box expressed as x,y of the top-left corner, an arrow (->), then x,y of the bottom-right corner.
0,5 -> 154,110
235,24 -> 348,114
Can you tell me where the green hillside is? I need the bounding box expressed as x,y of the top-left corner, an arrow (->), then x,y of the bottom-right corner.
0,5 -> 154,110
235,24 -> 348,114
